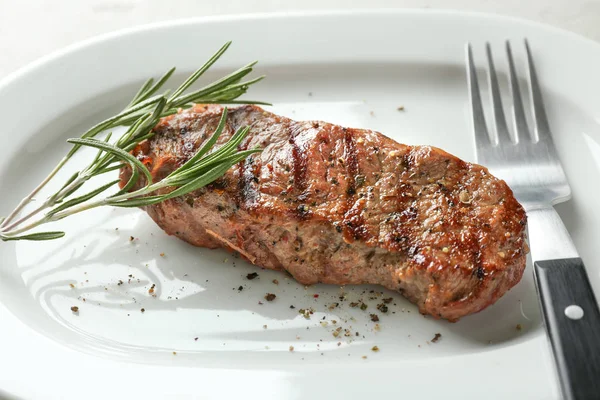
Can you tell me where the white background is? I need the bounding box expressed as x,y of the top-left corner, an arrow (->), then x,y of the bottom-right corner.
1,0 -> 600,77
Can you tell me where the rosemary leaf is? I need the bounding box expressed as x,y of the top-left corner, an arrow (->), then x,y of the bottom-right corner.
59,181 -> 86,201
107,195 -> 165,208
66,95 -> 164,158
171,62 -> 257,107
2,231 -> 65,241
161,161 -> 240,201
202,76 -> 265,101
200,100 -> 272,106
169,41 -> 232,101
86,132 -> 114,174
67,138 -> 153,185
49,172 -> 80,203
187,126 -> 251,169
115,98 -> 167,150
95,164 -> 123,175
168,148 -> 260,187
47,179 -> 121,218
137,67 -> 176,103
174,107 -> 229,173
123,133 -> 154,151
127,77 -> 155,108
112,165 -> 139,196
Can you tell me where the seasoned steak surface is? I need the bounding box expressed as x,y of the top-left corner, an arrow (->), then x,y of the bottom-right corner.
122,104 -> 527,321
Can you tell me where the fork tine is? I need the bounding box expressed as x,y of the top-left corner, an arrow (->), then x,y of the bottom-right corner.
506,41 -> 530,141
466,43 -> 491,147
524,40 -> 551,143
486,43 -> 511,144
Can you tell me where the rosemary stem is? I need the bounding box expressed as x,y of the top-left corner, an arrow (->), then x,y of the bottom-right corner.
0,200 -> 51,233
47,182 -> 162,221
49,200 -> 107,222
0,168 -> 89,233
0,156 -> 69,229
0,42 -> 266,242
5,190 -> 112,236
2,217 -> 50,237
4,189 -> 110,237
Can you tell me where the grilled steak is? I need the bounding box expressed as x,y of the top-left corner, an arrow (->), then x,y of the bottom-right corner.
121,104 -> 527,321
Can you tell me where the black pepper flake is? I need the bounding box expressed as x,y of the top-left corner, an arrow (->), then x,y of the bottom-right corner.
476,266 -> 485,280
246,272 -> 259,280
431,333 -> 442,343
297,204 -> 309,216
70,306 -> 79,313
370,314 -> 379,322
290,305 -> 296,309
238,286 -> 244,291
141,308 -> 145,313
382,298 -> 393,304
265,293 -> 276,301
377,304 -> 389,313
360,303 -> 368,311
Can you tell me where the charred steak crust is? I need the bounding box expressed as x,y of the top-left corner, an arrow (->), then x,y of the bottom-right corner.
121,104 -> 527,321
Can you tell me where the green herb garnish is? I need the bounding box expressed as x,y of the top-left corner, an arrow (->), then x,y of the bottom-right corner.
0,41 -> 266,241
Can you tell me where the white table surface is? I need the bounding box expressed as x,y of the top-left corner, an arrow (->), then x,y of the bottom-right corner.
1,0 -> 600,78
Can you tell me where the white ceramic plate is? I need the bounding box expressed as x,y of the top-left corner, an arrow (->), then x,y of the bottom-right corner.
1,10 -> 599,400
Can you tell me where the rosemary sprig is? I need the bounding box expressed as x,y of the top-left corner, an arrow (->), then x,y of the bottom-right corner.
0,42 -> 266,241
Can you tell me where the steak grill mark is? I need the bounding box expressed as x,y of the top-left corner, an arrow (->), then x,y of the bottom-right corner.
120,104 -> 528,321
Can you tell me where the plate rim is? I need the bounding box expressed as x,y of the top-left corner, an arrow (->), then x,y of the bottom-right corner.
2,9 -> 596,400
3,8 -> 600,91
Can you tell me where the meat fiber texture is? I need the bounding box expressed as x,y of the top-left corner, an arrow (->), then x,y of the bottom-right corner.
120,104 -> 527,321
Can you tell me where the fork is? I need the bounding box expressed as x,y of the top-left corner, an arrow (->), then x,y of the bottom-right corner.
467,41 -> 600,400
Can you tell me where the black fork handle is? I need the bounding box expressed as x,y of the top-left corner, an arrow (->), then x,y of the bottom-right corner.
534,258 -> 600,400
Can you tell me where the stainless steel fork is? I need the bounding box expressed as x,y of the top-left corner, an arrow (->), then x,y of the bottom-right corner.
467,41 -> 600,400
